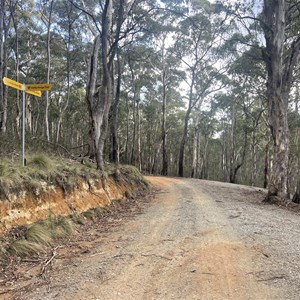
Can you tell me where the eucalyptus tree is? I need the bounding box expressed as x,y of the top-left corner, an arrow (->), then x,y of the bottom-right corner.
69,0 -> 156,170
144,5 -> 182,176
223,0 -> 300,197
261,0 -> 300,200
0,0 -> 8,134
39,0 -> 55,141
53,0 -> 85,143
227,45 -> 268,186
173,0 -> 232,177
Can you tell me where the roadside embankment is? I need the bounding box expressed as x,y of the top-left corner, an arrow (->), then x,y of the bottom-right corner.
0,155 -> 149,234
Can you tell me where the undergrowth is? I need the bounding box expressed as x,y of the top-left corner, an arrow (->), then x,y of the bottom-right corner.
0,152 -> 149,257
0,153 -> 100,200
6,214 -> 75,257
2,200 -> 129,258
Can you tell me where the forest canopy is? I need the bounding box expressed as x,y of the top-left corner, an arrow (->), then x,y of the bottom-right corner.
0,0 -> 300,201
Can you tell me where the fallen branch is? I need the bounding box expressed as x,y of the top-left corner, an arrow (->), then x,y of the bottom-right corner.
70,143 -> 89,150
40,250 -> 57,276
32,136 -> 72,157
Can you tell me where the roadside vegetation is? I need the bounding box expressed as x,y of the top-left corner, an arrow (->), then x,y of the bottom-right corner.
0,195 -> 146,259
0,153 -> 100,200
0,150 -> 149,258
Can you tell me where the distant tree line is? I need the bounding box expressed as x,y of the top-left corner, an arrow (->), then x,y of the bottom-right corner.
0,0 -> 300,202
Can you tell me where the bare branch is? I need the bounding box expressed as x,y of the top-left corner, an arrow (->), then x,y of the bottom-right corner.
68,0 -> 101,34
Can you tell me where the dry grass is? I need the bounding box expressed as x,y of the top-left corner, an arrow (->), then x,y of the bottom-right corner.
0,153 -> 148,258
0,153 -> 101,200
27,154 -> 52,170
7,215 -> 75,257
9,239 -> 46,256
25,223 -> 53,246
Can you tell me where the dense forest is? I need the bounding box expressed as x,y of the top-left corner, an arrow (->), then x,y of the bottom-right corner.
0,0 -> 299,201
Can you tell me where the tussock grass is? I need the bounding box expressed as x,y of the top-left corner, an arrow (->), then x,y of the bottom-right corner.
0,153 -> 101,200
83,208 -> 97,219
9,239 -> 45,256
7,214 -> 75,257
0,163 -> 6,177
28,154 -> 52,170
25,223 -> 53,246
52,217 -> 74,238
82,207 -> 106,220
70,213 -> 85,225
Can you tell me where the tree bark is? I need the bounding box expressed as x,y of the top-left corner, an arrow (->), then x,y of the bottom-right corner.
0,0 -> 4,133
45,0 -> 55,141
178,105 -> 192,177
201,133 -> 209,180
191,114 -> 199,178
56,4 -> 73,143
110,52 -> 121,164
161,68 -> 168,176
95,0 -> 113,170
161,37 -> 168,176
178,72 -> 195,177
86,35 -> 100,159
262,0 -> 300,199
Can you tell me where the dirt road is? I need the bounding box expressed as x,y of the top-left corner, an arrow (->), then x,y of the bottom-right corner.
8,177 -> 300,299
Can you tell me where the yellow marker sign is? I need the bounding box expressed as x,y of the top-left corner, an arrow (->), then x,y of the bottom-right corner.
3,76 -> 52,167
26,90 -> 42,97
3,77 -> 23,91
26,83 -> 52,91
3,77 -> 42,97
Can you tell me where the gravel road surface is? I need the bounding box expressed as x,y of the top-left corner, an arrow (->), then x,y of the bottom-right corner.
4,176 -> 300,299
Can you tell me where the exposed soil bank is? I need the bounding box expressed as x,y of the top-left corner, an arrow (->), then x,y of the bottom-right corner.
0,166 -> 148,234
8,176 -> 300,300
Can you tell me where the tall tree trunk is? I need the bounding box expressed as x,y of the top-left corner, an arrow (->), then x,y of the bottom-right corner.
56,6 -> 73,144
0,0 -> 5,133
201,133 -> 209,180
125,94 -> 130,162
178,74 -> 195,177
45,0 -> 55,141
178,106 -> 192,177
191,115 -> 199,178
110,52 -> 121,164
136,96 -> 141,171
263,0 -> 300,199
264,141 -> 270,189
130,88 -> 136,164
10,5 -> 22,138
95,0 -> 113,170
0,0 -> 10,134
161,69 -> 168,176
86,35 -> 100,159
229,103 -> 236,183
161,37 -> 168,176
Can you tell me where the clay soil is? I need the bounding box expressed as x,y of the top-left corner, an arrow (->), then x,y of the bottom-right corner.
1,176 -> 300,300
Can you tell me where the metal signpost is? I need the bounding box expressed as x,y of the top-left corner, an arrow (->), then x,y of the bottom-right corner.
2,77 -> 52,167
